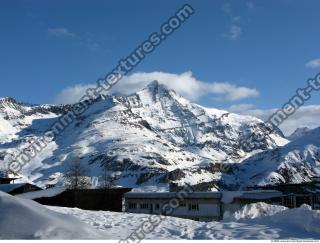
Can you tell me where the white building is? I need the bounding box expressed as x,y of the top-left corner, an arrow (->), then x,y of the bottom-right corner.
124,190 -> 283,221
124,192 -> 222,221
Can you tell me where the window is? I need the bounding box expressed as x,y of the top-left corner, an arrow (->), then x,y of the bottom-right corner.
140,203 -> 149,209
180,203 -> 186,207
155,204 -> 160,209
128,203 -> 136,209
188,203 -> 199,211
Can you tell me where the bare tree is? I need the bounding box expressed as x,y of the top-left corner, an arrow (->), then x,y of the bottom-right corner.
64,157 -> 91,189
0,170 -> 6,178
100,163 -> 109,189
100,164 -> 119,189
0,169 -> 10,178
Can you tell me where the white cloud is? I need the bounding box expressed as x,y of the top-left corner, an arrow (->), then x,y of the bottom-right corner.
228,25 -> 242,40
246,2 -> 255,10
229,103 -> 256,113
47,28 -> 102,51
305,59 -> 320,69
222,3 -> 232,14
228,104 -> 320,136
232,16 -> 241,22
222,3 -> 242,40
53,71 -> 259,104
222,2 -> 255,41
54,84 -> 95,105
221,3 -> 243,41
47,27 -> 75,38
209,82 -> 258,101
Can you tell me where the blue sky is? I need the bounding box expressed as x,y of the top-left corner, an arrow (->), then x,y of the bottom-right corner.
1,0 -> 320,134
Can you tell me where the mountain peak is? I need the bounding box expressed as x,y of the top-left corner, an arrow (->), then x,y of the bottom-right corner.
135,80 -> 175,104
0,97 -> 22,112
146,80 -> 160,89
0,97 -> 18,104
144,80 -> 168,94
144,80 -> 172,93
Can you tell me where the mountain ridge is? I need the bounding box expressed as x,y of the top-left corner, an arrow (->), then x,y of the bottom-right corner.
287,127 -> 311,141
0,81 -> 295,190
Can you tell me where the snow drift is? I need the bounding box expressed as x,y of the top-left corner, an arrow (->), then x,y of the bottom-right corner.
0,191 -> 104,239
223,202 -> 288,221
255,204 -> 320,236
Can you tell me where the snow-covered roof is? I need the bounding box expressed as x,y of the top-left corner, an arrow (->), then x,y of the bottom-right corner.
125,191 -> 222,199
0,183 -> 28,193
17,187 -> 65,200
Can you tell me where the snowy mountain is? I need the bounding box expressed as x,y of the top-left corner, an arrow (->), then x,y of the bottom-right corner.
287,127 -> 311,141
223,127 -> 320,189
0,97 -> 69,141
0,81 -> 289,190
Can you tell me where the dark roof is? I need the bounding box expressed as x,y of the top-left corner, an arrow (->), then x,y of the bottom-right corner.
0,177 -> 19,181
236,190 -> 282,199
248,182 -> 320,194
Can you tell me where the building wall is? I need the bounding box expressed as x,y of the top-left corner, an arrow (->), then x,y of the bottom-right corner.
222,202 -> 242,215
125,198 -> 221,221
125,195 -> 287,221
125,190 -> 320,221
0,178 -> 15,184
10,184 -> 41,195
35,188 -> 132,212
282,194 -> 317,208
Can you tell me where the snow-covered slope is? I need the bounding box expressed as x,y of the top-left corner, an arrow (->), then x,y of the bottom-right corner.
224,127 -> 320,188
0,82 -> 288,189
0,97 -> 69,146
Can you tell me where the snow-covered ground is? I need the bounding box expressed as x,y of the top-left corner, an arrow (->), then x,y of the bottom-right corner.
1,191 -> 320,240
49,203 -> 320,240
